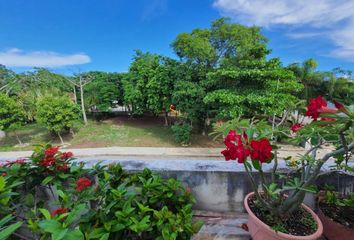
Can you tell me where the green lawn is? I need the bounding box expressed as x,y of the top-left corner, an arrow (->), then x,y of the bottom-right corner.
0,117 -> 221,151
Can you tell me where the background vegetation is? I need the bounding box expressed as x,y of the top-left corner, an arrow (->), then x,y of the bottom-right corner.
0,18 -> 353,149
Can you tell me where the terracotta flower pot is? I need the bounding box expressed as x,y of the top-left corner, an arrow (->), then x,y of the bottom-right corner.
318,208 -> 354,240
244,192 -> 323,240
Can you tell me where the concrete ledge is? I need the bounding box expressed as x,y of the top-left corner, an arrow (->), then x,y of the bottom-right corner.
1,156 -> 353,213
0,145 -> 338,160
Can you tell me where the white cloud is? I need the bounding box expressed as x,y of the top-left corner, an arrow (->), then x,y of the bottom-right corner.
0,48 -> 91,67
286,32 -> 325,39
213,0 -> 354,61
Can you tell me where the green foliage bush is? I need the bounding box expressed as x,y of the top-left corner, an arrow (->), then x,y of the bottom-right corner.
0,145 -> 202,240
171,124 -> 192,145
36,95 -> 80,142
0,93 -> 25,132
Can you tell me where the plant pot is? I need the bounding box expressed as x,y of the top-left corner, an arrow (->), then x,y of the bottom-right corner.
244,192 -> 323,240
318,207 -> 354,240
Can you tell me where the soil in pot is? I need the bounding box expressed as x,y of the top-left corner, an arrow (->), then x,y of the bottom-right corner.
248,195 -> 317,236
319,201 -> 354,229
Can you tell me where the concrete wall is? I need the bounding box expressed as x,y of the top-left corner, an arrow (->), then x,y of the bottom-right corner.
81,158 -> 354,213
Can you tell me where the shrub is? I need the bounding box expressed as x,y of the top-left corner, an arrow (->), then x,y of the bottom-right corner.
36,95 -> 80,144
0,93 -> 26,145
0,145 -> 202,240
171,123 -> 192,145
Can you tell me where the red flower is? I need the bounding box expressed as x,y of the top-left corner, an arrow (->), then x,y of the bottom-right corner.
305,96 -> 327,120
320,117 -> 336,121
44,147 -> 60,157
222,130 -> 250,163
231,145 -> 250,163
56,164 -> 69,172
250,139 -> 272,163
75,177 -> 92,191
318,107 -> 338,114
40,157 -> 56,167
60,152 -> 73,160
333,101 -> 345,110
51,208 -> 68,216
221,149 -> 232,161
1,173 -> 7,177
290,123 -> 302,133
2,159 -> 26,167
224,130 -> 242,148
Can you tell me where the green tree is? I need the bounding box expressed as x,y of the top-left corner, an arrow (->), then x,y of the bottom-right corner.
287,59 -> 322,102
172,18 -> 300,130
36,95 -> 80,145
0,93 -> 26,145
84,71 -> 120,112
123,51 -> 160,115
146,57 -> 178,125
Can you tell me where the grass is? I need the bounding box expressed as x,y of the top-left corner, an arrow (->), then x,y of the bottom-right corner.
0,117 -> 222,151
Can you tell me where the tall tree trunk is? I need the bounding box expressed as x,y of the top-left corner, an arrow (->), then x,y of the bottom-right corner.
57,132 -> 64,145
73,85 -> 77,104
80,78 -> 88,125
164,111 -> 169,126
14,131 -> 23,146
202,112 -> 209,136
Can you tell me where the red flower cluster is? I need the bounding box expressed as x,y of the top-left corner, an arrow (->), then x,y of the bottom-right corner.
51,208 -> 68,216
38,147 -> 70,172
1,173 -> 7,177
221,130 -> 272,163
0,159 -> 26,167
45,147 -> 59,157
55,164 -> 69,172
305,96 -> 342,121
40,147 -> 60,167
60,152 -> 73,160
40,157 -> 56,167
305,96 -> 328,120
75,177 -> 92,191
290,123 -> 302,133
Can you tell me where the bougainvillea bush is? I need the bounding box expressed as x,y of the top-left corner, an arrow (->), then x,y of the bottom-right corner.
219,96 -> 353,231
0,145 -> 202,240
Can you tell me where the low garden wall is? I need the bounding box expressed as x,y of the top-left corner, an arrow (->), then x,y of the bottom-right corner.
80,158 -> 354,213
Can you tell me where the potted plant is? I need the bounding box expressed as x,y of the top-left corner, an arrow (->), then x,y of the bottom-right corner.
317,189 -> 354,240
219,96 -> 353,240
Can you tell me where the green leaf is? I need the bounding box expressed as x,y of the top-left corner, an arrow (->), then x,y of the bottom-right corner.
0,221 -> 22,240
99,233 -> 110,240
0,215 -> 13,228
251,160 -> 261,171
65,204 -> 87,225
39,220 -> 62,233
0,177 -> 5,191
39,208 -> 51,220
42,176 -> 55,185
88,228 -> 106,239
53,228 -> 68,240
63,229 -> 84,240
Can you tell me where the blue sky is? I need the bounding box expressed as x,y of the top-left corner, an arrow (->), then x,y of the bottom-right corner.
0,0 -> 353,73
